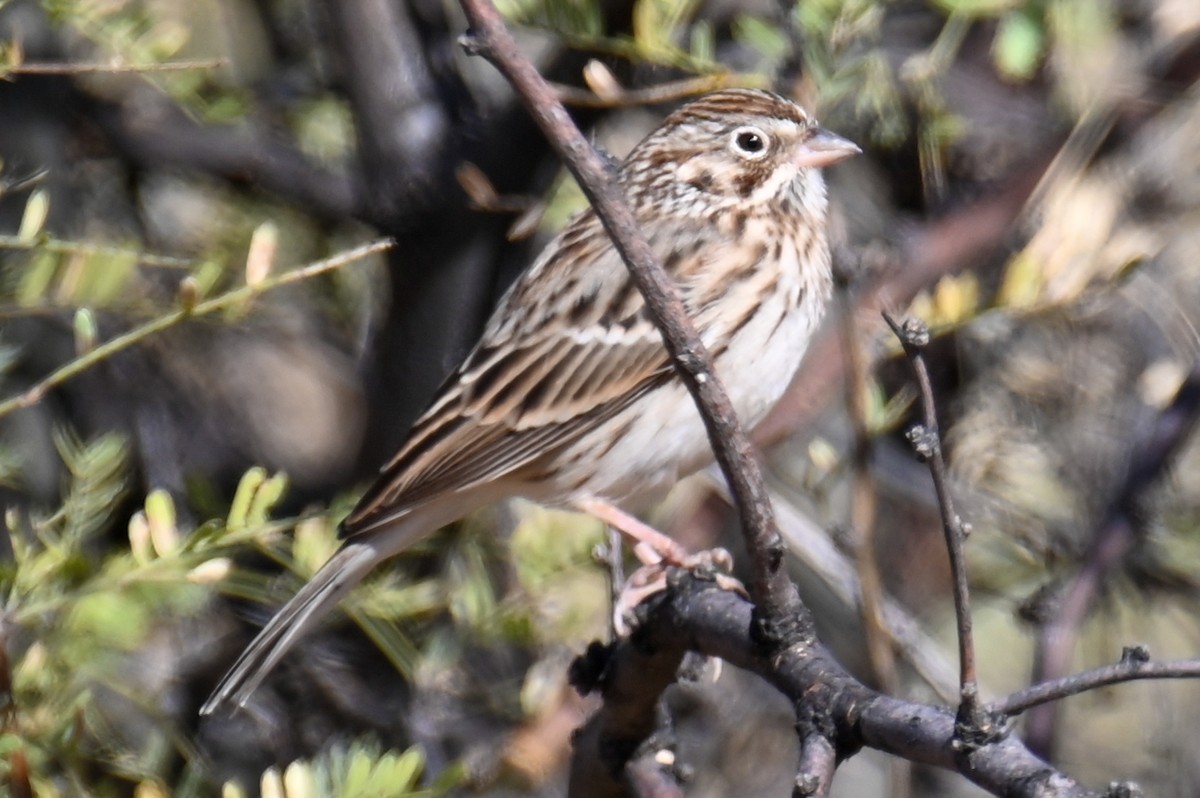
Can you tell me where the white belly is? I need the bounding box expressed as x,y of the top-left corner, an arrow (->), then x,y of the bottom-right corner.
550,281 -> 824,508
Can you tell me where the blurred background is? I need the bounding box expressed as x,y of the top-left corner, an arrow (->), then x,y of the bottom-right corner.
0,0 -> 1199,795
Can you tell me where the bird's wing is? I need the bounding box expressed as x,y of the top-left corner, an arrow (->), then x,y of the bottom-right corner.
341,210 -> 677,537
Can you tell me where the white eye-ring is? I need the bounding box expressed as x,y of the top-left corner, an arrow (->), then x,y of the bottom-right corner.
730,126 -> 770,159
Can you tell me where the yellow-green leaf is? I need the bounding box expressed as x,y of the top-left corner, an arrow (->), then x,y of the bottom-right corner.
17,188 -> 49,241
228,467 -> 268,532
997,249 -> 1044,308
73,307 -> 97,355
994,10 -> 1045,80
145,489 -> 179,557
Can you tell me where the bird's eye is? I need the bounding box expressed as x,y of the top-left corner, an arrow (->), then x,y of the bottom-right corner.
731,127 -> 769,159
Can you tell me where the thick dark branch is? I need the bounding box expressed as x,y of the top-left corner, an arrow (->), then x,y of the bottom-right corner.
455,0 -> 805,628
567,636 -> 686,798
593,576 -> 1097,798
994,647 -> 1200,717
794,734 -> 836,797
884,314 -> 978,715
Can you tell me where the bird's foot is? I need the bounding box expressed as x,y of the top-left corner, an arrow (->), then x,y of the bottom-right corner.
573,496 -> 746,634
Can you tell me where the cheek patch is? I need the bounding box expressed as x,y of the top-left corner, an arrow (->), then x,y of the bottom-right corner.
677,160 -> 716,193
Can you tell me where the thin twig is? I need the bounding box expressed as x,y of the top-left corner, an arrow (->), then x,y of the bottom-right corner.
883,313 -> 978,717
0,234 -> 196,269
702,469 -> 959,703
552,73 -> 742,108
0,239 -> 392,420
1,59 -> 228,75
993,649 -> 1200,717
455,0 -> 804,628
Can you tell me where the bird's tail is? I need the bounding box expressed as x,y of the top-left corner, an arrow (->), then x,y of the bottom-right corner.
199,541 -> 380,716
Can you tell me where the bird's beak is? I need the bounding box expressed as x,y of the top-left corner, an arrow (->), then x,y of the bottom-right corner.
795,128 -> 861,169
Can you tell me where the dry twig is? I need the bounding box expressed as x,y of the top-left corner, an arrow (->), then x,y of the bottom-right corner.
884,313 -> 979,719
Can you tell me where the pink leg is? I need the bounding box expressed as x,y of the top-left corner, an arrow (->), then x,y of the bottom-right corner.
576,497 -> 745,636
573,497 -> 691,566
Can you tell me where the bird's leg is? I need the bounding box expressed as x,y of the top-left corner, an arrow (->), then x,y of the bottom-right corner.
574,497 -> 744,636
573,497 -> 691,566
576,497 -> 679,635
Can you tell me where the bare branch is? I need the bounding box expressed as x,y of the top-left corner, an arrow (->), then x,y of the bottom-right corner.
567,635 -> 686,798
1,58 -> 227,75
794,734 -> 836,797
0,235 -> 195,269
98,96 -> 362,222
883,313 -> 979,719
994,647 -> 1200,717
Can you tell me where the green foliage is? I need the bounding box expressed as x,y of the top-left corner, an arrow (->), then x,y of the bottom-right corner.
41,0 -> 250,121
223,740 -> 462,798
994,8 -> 1046,80
0,445 -> 479,795
507,504 -> 609,647
497,0 -> 604,38
632,0 -> 701,61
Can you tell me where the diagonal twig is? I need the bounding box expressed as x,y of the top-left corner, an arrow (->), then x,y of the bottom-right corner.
0,239 -> 392,421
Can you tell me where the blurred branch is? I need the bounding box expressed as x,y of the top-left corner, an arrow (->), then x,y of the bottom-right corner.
1,58 -> 227,76
841,271 -> 913,798
837,269 -> 896,693
1025,366 -> 1200,756
97,94 -> 363,222
552,70 -> 741,108
701,470 -> 959,703
325,0 -> 455,220
0,234 -> 195,268
0,239 -> 392,421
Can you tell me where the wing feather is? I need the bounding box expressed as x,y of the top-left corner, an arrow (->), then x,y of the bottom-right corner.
341,210 -> 678,537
